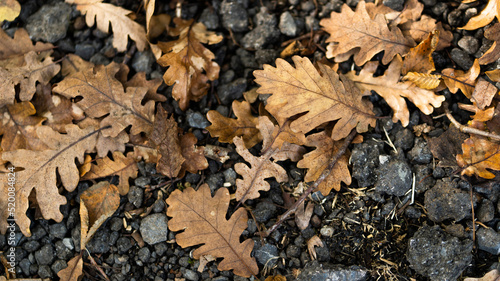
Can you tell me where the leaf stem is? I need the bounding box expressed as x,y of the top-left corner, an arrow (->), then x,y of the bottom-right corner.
444,103 -> 500,141
264,129 -> 357,237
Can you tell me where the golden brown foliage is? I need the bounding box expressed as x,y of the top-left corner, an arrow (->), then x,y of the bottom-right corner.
442,59 -> 480,98
460,0 -> 500,30
479,23 -> 500,65
457,136 -> 500,179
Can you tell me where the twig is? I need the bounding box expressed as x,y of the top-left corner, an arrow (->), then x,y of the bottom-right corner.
264,129 -> 357,237
444,103 -> 500,141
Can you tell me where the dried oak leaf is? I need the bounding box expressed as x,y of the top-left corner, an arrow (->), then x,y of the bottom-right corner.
0,51 -> 60,106
297,131 -> 351,195
0,0 -> 21,22
427,126 -> 468,168
400,15 -> 453,50
320,1 -> 415,66
471,78 -> 498,110
149,105 -> 185,178
0,28 -> 53,65
345,55 -> 445,127
254,56 -> 376,140
66,0 -> 147,52
479,23 -> 500,65
457,135 -> 500,179
157,18 -> 222,110
464,269 -> 500,281
442,59 -> 480,98
486,69 -> 500,82
307,235 -> 324,261
179,132 -> 208,175
81,151 -> 138,195
57,254 -> 83,281
461,0 -> 500,30
402,30 -> 438,75
365,0 -> 423,26
0,101 -> 47,151
0,124 -> 98,237
295,201 -> 314,230
402,72 -> 442,90
207,100 -> 261,148
53,62 -> 155,138
166,184 -> 259,278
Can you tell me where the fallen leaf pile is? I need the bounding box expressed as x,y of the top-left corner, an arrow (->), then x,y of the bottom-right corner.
0,0 -> 499,279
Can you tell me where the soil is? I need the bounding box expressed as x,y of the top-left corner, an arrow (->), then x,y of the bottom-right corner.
0,0 -> 499,281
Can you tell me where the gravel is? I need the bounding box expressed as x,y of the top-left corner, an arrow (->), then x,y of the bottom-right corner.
424,179 -> 476,222
140,213 -> 169,245
374,158 -> 412,196
477,228 -> 500,255
297,261 -> 369,281
25,2 -> 71,43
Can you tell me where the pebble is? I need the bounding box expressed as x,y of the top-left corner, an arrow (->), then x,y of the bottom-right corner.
447,9 -> 463,27
279,11 -> 298,37
200,7 -> 220,30
183,269 -> 200,281
25,2 -> 72,43
477,199 -> 495,223
19,258 -> 31,276
407,225 -> 472,281
132,51 -> 155,75
253,200 -> 277,223
187,110 -> 211,129
222,168 -> 237,186
414,164 -> 435,193
408,138 -> 432,164
218,78 -> 247,105
49,223 -> 67,239
236,48 -> 259,68
255,49 -> 278,66
241,24 -> 280,50
206,173 -> 225,193
450,48 -> 473,70
383,0 -> 404,11
458,36 -> 479,54
117,237 -> 134,254
51,259 -> 67,274
374,158 -> 412,196
286,245 -> 301,258
394,128 -> 414,151
22,240 -> 41,253
424,180 -> 476,222
477,228 -> 500,255
138,247 -> 151,263
254,243 -> 279,267
432,2 -> 448,16
220,0 -> 248,32
351,139 -> 383,187
140,213 -> 169,245
55,240 -> 73,260
75,43 -> 97,61
128,186 -> 144,208
34,244 -> 55,266
86,228 -> 111,254
38,264 -> 53,279
320,225 -> 335,237
298,261 -> 369,281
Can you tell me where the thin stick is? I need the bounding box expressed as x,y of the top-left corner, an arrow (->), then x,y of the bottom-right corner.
444,104 -> 500,141
265,129 -> 357,237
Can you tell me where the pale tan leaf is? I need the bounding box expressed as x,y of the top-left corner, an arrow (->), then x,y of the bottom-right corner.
479,23 -> 500,65
366,0 -> 423,26
166,184 -> 259,277
400,15 -> 453,50
457,135 -> 500,179
472,78 -> 498,110
307,235 -> 324,260
486,69 -> 500,82
295,201 -> 314,230
0,0 -> 20,22
61,54 -> 94,77
402,72 -> 442,90
442,59 -> 480,98
464,269 -> 500,281
0,28 -> 53,65
57,254 -> 83,281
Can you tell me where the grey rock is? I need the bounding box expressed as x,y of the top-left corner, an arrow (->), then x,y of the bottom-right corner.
86,228 -> 111,254
280,11 -> 298,37
200,7 -> 219,30
37,264 -> 53,279
445,224 -> 467,238
253,200 -> 277,223
206,173 -> 224,193
374,158 -> 412,196
477,228 -> 500,255
75,43 -> 96,61
383,0 -> 404,11
297,261 -> 369,281
183,269 -> 200,281
305,15 -> 320,32
405,206 -> 422,219
117,237 -> 134,254
128,186 -> 144,208
140,213 -> 168,245
451,48 -> 473,70
132,51 -> 155,75
55,240 -> 73,260
71,226 -> 81,252
49,223 -> 67,239
187,110 -> 211,129
19,258 -> 31,276
220,0 -> 248,32
255,7 -> 277,26
152,199 -> 165,213
220,70 -> 235,84
236,48 -> 259,68
286,245 -> 301,258
135,176 -> 151,188
424,180 -> 476,222
154,242 -> 168,256
289,0 -> 300,5
25,2 -> 72,43
254,243 -> 279,267
51,259 -> 67,274
30,224 -> 47,241
432,2 -> 448,16
394,128 -> 414,151
35,244 -> 55,265
256,49 -> 278,66
315,246 -> 330,262
414,165 -> 435,193
477,199 -> 495,223
22,240 -> 41,253
407,225 -> 472,281
458,36 -> 479,55
408,138 -> 432,164
422,0 -> 436,5
223,168 -> 237,186
351,139 -> 383,187
448,9 -> 463,27
301,1 -> 316,13
90,53 -> 110,65
241,24 -> 280,50
110,217 -> 123,232
138,247 -> 151,263
218,78 -> 247,105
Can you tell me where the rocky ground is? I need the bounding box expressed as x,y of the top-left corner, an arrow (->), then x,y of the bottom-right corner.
1,0 -> 500,280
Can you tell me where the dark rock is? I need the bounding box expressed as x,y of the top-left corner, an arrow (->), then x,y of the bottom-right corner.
223,168 -> 237,186
138,247 -> 151,263
218,78 -> 247,105
315,246 -> 330,262
117,237 -> 134,254
199,7 -> 219,30
220,0 -> 248,32
37,264 -> 53,279
90,53 -> 110,65
132,51 -> 155,75
447,9 -> 463,27
394,128 -> 414,151
140,213 -> 168,245
351,139 -> 383,187
432,3 -> 447,16
183,269 -> 200,281
55,240 -> 73,260
408,138 -> 432,164
477,228 -> 500,255
86,228 -> 111,254
374,158 -> 412,196
458,36 -> 479,54
253,200 -> 277,223
254,243 -> 279,267
297,261 -> 369,281
206,173 -> 225,193
383,0 -> 404,11
422,0 -> 436,5
301,1 -> 315,13
154,242 -> 168,256
75,43 -> 96,61
66,207 -> 79,230
424,180 -> 476,222
35,244 -> 55,265
445,224 -> 467,238
19,258 -> 31,276
49,223 -> 67,239
187,110 -> 211,129
414,165 -> 435,193
51,259 -> 67,274
405,206 -> 422,219
286,245 -> 301,258
22,240 -> 41,252
279,11 -> 298,36
450,48 -> 473,70
30,224 -> 47,241
255,49 -> 278,66
128,186 -> 144,208
110,217 -> 123,232
407,225 -> 473,281
236,48 -> 259,68
153,199 -> 165,213
220,70 -> 235,84
305,15 -> 320,32
477,199 -> 495,223
135,176 -> 151,188
241,9 -> 280,50
25,2 -> 72,43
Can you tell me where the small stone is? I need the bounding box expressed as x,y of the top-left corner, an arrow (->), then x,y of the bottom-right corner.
134,177 -> 151,188
279,11 -> 298,36
351,139 -> 383,187
422,0 -> 436,5
183,269 -> 200,281
255,49 -> 278,66
138,247 -> 151,263
477,199 -> 495,223
253,200 -> 277,223
383,0 -> 404,11
405,206 -> 422,219
424,180 -> 476,222
199,7 -> 219,30
458,36 -> 479,55
220,0 -> 248,32
86,228 -> 110,254
223,168 -> 237,186
117,237 -> 134,254
187,110 -> 211,129
206,173 -> 224,193
320,225 -> 335,237
298,261 -> 369,281
374,158 -> 412,196
128,186 -> 144,208
241,24 -> 280,50
451,48 -> 473,70
448,9 -> 463,27
153,199 -> 165,213
25,2 -> 72,43
140,213 -> 169,245
35,244 -> 55,265
408,138 -> 432,164
49,223 -> 67,239
90,53 -> 110,65
301,1 -> 315,13
218,78 -> 247,105
75,43 -> 96,61
22,240 -> 41,253
51,259 -> 67,274
37,265 -> 53,279
254,243 -> 279,267
394,128 -> 414,151
19,258 -> 31,276
132,51 -> 155,75
477,228 -> 500,255
286,245 -> 301,258
55,240 -> 74,260
432,2 -> 447,16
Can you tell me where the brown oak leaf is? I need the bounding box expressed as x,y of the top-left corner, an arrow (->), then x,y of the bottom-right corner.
81,151 -> 138,195
254,56 -> 376,140
53,62 -> 155,137
427,126 -> 468,168
365,0 -> 423,26
207,100 -> 261,148
400,15 -> 452,50
297,131 -> 351,195
321,1 -> 415,66
479,23 -> 500,65
157,18 -> 222,110
402,72 -> 442,90
442,59 -> 480,98
179,132 -> 208,176
32,83 -> 78,133
460,0 -> 500,30
486,69 -> 500,82
456,135 -> 500,179
295,201 -> 314,230
345,55 -> 445,126
471,78 -> 498,110
66,0 -> 147,52
464,269 -> 500,281
149,105 -> 185,178
0,28 -> 53,66
166,184 -> 259,277
402,30 -> 438,75
0,124 -> 98,237
57,254 -> 83,281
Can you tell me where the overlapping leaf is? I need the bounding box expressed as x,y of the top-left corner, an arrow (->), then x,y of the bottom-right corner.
460,0 -> 500,30
478,23 -> 500,65
442,59 -> 480,98
457,135 -> 500,179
